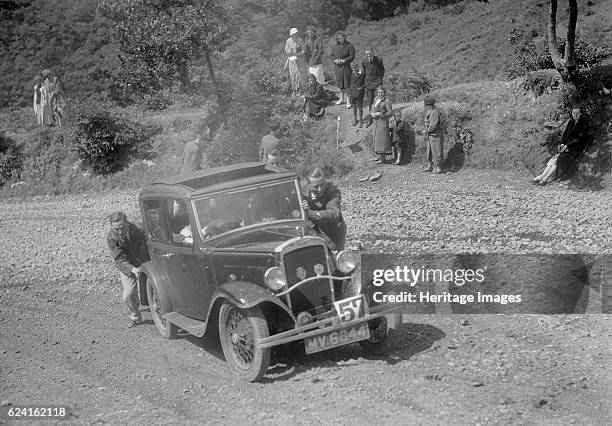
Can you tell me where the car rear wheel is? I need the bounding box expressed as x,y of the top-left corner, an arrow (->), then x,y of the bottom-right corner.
219,302 -> 270,382
146,279 -> 178,339
359,311 -> 402,355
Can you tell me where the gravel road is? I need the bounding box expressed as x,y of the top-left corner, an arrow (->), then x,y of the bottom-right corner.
1,163 -> 611,424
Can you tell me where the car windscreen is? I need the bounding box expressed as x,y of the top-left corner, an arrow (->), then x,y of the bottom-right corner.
193,180 -> 303,240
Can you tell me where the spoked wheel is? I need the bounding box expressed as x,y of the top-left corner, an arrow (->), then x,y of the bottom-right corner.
359,311 -> 401,355
146,279 -> 177,339
219,302 -> 270,382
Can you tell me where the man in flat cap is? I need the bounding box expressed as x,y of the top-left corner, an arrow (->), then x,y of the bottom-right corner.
300,167 -> 346,250
422,95 -> 444,173
106,212 -> 149,324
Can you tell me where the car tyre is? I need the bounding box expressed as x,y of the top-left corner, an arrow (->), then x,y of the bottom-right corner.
219,302 -> 271,382
359,311 -> 402,355
147,279 -> 178,339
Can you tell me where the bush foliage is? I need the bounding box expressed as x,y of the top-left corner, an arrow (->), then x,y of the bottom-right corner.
0,145 -> 23,186
386,71 -> 433,102
504,34 -> 609,80
68,105 -> 151,176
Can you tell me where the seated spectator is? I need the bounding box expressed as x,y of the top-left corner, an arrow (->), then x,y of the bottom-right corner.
533,107 -> 591,186
302,74 -> 326,121
556,106 -> 591,180
531,144 -> 564,186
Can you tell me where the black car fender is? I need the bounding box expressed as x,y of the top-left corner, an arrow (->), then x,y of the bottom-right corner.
206,281 -> 296,324
139,261 -> 172,312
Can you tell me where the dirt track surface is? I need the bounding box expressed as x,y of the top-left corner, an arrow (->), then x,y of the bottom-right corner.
1,164 -> 611,424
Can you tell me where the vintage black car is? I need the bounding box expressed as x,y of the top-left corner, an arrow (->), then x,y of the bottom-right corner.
137,163 -> 403,381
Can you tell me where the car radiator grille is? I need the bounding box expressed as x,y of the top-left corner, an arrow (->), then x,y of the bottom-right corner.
283,246 -> 332,315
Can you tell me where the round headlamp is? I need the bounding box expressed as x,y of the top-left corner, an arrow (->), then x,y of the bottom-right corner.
264,267 -> 287,291
335,250 -> 357,274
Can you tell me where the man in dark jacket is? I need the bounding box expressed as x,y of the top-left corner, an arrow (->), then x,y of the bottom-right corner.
422,95 -> 444,174
304,27 -> 325,84
361,48 -> 385,127
106,212 -> 150,323
300,167 -> 347,250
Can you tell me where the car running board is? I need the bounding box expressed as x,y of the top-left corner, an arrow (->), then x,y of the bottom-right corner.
164,312 -> 207,337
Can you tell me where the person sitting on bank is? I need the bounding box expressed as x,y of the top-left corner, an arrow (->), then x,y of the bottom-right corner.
300,167 -> 347,250
302,73 -> 326,121
532,107 -> 591,186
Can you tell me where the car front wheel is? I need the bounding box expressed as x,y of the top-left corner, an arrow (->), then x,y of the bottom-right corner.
218,302 -> 270,382
146,279 -> 177,339
359,311 -> 402,355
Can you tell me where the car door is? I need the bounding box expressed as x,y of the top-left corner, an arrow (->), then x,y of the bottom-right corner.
143,198 -> 213,320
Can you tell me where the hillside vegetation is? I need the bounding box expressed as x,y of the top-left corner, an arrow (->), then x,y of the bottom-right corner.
1,0 -> 611,193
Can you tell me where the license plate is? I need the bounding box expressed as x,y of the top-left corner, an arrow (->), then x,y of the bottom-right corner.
304,323 -> 370,354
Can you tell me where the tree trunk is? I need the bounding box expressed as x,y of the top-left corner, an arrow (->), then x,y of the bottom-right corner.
177,60 -> 190,91
564,0 -> 577,75
547,0 -> 563,72
203,46 -> 216,87
547,0 -> 579,100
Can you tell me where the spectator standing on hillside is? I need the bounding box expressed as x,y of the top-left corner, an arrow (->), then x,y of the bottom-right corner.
390,110 -> 410,165
33,76 -> 44,126
41,69 -> 64,127
371,86 -> 393,164
422,95 -> 444,174
181,127 -> 209,174
330,32 -> 355,108
300,167 -> 347,250
260,122 -> 294,162
106,212 -> 149,324
348,62 -> 365,127
285,28 -> 308,96
361,48 -> 385,128
304,27 -> 325,85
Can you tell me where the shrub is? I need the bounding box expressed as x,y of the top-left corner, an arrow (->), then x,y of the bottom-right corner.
386,71 -> 433,102
0,145 -> 23,186
270,98 -> 354,178
248,61 -> 291,96
68,104 -> 151,176
504,35 -> 609,79
20,129 -> 73,191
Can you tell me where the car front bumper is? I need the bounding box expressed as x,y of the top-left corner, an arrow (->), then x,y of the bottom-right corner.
256,300 -> 404,349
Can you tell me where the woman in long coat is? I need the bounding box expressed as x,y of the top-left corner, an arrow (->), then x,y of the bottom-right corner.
371,86 -> 393,163
330,32 -> 355,106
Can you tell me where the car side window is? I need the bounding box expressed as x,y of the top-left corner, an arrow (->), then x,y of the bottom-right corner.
143,199 -> 170,242
168,199 -> 193,246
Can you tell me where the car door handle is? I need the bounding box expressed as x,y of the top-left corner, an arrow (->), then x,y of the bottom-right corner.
162,253 -> 175,258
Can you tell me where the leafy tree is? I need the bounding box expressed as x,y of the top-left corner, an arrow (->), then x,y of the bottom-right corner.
480,0 -> 588,86
98,0 -> 240,93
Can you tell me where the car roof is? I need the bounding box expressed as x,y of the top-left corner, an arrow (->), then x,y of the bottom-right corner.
140,163 -> 298,199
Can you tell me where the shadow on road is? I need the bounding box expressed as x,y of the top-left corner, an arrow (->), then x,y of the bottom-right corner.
259,322 -> 445,383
